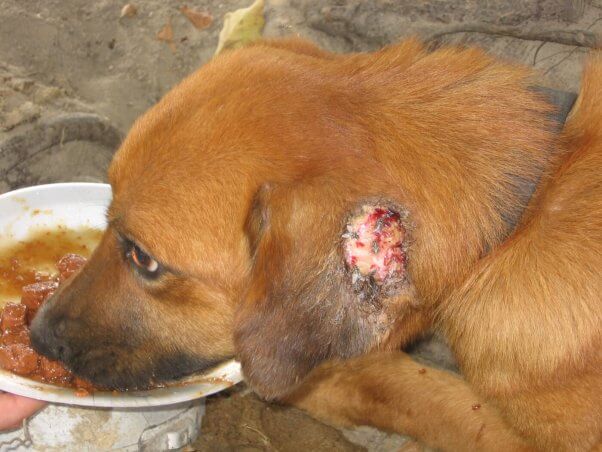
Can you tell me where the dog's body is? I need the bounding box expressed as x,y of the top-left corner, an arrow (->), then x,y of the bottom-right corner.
288,54 -> 602,452
30,38 -> 600,450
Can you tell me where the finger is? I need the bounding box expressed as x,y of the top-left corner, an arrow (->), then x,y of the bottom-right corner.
0,393 -> 46,431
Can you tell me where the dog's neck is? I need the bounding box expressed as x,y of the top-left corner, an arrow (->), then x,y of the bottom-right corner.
340,46 -> 574,301
513,86 -> 577,226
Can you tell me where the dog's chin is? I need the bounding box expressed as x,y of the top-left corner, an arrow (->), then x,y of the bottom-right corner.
65,348 -> 223,391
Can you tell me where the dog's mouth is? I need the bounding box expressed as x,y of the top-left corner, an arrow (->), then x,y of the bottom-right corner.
30,328 -> 225,391
67,347 -> 226,391
67,346 -> 154,391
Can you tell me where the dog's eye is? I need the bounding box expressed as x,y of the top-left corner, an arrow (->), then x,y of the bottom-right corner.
127,242 -> 161,277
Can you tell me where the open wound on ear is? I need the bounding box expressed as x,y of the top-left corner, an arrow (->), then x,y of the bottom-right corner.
343,205 -> 406,294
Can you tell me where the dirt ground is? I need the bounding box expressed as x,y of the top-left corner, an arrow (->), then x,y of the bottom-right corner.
1,0 -> 600,450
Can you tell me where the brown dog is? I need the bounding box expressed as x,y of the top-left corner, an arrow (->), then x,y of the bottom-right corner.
30,38 -> 600,450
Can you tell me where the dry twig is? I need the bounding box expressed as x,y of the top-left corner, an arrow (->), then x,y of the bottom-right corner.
428,24 -> 600,48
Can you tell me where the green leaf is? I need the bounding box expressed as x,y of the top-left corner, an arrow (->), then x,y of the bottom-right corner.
214,0 -> 265,56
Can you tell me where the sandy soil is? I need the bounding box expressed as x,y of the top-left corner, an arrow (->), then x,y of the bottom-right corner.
1,1 -> 600,450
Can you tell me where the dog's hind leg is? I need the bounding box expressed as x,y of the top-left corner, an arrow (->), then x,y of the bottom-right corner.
285,352 -> 532,452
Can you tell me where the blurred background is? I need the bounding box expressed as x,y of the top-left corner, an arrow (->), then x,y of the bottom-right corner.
0,1 -> 600,450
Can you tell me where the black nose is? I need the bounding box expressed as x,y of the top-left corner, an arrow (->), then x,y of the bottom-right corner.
30,316 -> 73,363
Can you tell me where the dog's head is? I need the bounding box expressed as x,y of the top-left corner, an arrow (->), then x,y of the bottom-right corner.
30,40 -> 429,395
30,38 -> 556,398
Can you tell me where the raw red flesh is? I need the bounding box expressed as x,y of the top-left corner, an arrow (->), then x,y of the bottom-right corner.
343,205 -> 406,283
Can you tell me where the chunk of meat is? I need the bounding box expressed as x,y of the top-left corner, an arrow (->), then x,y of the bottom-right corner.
0,328 -> 31,346
40,356 -> 72,384
0,343 -> 39,375
21,280 -> 59,324
73,376 -> 96,394
0,303 -> 27,333
57,254 -> 87,282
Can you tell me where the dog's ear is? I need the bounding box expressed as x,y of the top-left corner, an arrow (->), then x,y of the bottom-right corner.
235,175 -> 420,400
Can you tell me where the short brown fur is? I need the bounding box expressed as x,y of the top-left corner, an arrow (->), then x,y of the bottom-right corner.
30,38 -> 600,450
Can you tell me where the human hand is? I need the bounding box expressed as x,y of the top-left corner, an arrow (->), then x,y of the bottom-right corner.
0,392 -> 46,431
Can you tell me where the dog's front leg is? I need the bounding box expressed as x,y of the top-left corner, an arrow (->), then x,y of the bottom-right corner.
284,351 -> 532,452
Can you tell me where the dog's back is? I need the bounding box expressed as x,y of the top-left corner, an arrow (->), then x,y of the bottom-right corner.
442,53 -> 602,450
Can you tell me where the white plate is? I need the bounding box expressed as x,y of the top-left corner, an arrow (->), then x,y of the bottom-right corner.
0,183 -> 242,407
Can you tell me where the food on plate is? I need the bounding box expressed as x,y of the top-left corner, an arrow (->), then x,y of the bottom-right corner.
0,253 -> 98,394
